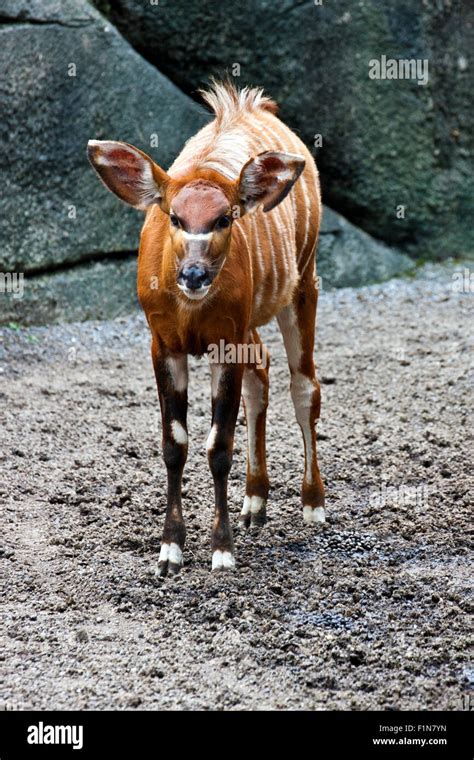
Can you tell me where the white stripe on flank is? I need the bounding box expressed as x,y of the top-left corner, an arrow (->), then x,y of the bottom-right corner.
297,173 -> 311,261
261,211 -> 279,304
281,200 -> 298,284
268,122 -> 296,224
253,112 -> 312,262
285,131 -> 312,260
244,115 -> 298,286
235,223 -> 253,291
263,117 -> 309,260
250,215 -> 264,311
247,116 -> 298,226
273,205 -> 289,287
299,243 -> 316,279
277,200 -> 293,270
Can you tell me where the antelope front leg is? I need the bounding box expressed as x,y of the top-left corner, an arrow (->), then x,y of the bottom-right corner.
207,361 -> 244,571
240,331 -> 270,528
152,341 -> 188,577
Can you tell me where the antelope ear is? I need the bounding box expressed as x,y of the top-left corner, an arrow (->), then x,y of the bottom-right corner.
238,150 -> 305,214
87,140 -> 169,211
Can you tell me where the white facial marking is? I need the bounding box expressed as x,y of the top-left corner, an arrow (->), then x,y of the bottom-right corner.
171,420 -> 188,445
303,506 -> 326,525
206,423 -> 218,453
212,550 -> 236,571
181,231 -> 213,241
177,283 -> 210,301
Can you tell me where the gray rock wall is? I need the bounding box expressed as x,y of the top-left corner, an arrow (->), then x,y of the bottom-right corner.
2,0 -> 466,325
0,0 -> 207,274
98,0 -> 474,259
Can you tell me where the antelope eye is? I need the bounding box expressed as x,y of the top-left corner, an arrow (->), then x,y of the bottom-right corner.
216,215 -> 231,229
170,213 -> 180,228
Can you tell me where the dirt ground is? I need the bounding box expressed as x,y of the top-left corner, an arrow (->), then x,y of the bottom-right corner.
1,262 -> 472,710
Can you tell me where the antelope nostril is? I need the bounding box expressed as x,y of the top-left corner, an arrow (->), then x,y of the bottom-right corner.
179,264 -> 209,290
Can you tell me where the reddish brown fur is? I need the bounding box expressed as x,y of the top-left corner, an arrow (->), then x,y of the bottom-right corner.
87,82 -> 325,574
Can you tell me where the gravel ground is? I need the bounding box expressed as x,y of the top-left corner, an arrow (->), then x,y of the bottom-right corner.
1,262 -> 472,711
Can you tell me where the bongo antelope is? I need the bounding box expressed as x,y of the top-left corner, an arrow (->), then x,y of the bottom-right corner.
87,81 -> 325,575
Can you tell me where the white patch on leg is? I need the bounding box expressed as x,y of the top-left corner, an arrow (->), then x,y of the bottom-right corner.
303,506 -> 326,524
212,550 -> 236,571
171,420 -> 188,445
291,373 -> 317,485
206,423 -> 218,453
241,494 -> 265,517
277,305 -> 302,370
166,356 -> 188,393
168,543 -> 183,564
158,542 -> 183,565
210,363 -> 223,399
242,367 -> 266,473
241,495 -> 251,516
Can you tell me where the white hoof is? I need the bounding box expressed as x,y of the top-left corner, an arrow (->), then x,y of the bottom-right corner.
211,550 -> 236,571
156,542 -> 183,577
239,495 -> 266,527
303,506 -> 326,525
241,494 -> 265,517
